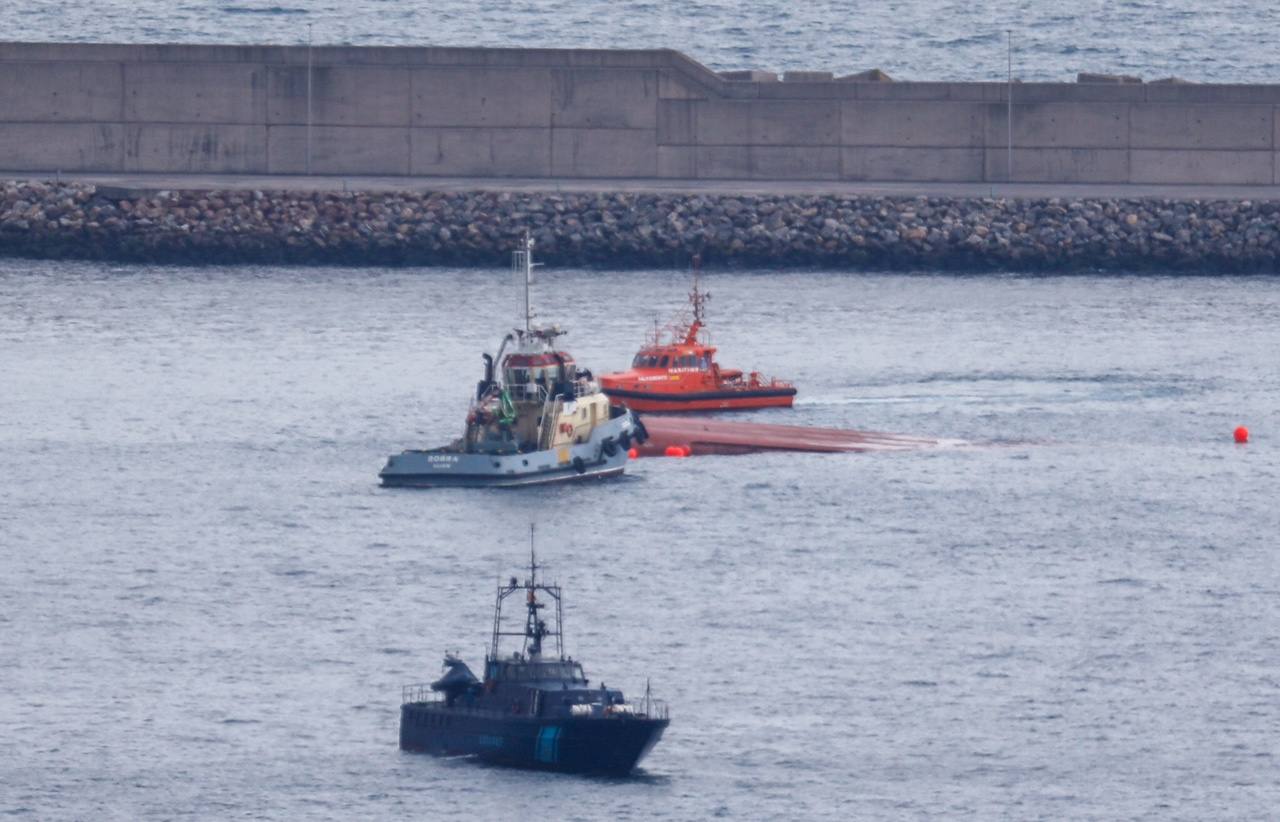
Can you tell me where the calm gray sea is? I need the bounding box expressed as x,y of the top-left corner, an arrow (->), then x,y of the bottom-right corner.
2,260 -> 1278,819
5,0 -> 1280,83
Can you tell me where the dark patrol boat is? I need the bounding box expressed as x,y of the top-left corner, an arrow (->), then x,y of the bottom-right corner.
399,544 -> 670,775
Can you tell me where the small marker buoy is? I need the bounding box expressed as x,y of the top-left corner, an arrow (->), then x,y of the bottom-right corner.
627,447 -> 639,459
1234,426 -> 1249,444
663,445 -> 686,458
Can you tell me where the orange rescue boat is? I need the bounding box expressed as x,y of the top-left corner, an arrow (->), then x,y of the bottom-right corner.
599,273 -> 797,413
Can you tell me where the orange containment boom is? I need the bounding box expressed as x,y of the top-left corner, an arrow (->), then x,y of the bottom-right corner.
635,415 -> 963,456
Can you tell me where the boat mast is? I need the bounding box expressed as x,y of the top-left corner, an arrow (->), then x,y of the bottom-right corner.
489,525 -> 565,661
524,527 -> 548,657
524,232 -> 532,332
513,231 -> 538,334
685,253 -> 709,345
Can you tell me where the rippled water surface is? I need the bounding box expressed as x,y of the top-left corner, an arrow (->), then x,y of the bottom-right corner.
2,261 -> 1279,819
6,1 -> 1280,82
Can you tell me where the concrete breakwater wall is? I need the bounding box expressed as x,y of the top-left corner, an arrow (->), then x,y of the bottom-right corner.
4,42 -> 1280,185
3,180 -> 1279,271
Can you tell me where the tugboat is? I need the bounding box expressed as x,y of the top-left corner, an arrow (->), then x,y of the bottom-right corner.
599,265 -> 796,412
399,539 -> 670,775
380,234 -> 645,487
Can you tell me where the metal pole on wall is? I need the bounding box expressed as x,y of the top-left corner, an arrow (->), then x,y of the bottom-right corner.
1006,29 -> 1013,183
306,22 -> 313,175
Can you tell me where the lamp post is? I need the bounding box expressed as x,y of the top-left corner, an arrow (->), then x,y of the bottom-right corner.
306,22 -> 313,175
1006,29 -> 1013,183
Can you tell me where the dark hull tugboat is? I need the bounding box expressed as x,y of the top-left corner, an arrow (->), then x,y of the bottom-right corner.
400,541 -> 669,774
380,234 -> 645,487
599,264 -> 796,412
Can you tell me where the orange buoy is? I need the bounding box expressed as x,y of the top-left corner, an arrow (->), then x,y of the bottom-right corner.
627,447 -> 639,459
663,445 -> 686,458
681,444 -> 693,457
1234,426 -> 1250,444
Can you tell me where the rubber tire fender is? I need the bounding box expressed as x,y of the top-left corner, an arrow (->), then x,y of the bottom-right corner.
572,456 -> 586,474
601,438 -> 618,458
632,416 -> 649,445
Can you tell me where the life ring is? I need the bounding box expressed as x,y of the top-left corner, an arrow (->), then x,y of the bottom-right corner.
559,422 -> 573,435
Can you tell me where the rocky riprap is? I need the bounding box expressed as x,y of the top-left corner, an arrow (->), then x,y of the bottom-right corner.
3,180 -> 1280,271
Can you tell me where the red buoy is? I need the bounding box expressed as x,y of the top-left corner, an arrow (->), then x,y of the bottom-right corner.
1234,426 -> 1250,444
681,444 -> 693,457
627,447 -> 639,459
663,445 -> 686,458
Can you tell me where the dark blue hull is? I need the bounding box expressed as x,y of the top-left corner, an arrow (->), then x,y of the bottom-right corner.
400,703 -> 667,775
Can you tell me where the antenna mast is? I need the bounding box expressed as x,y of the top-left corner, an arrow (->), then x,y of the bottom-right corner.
511,231 -> 539,333
685,253 -> 709,344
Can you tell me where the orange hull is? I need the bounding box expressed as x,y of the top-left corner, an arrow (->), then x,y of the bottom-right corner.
602,385 -> 796,413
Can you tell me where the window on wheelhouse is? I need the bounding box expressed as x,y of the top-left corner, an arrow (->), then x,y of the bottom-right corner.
659,356 -> 669,368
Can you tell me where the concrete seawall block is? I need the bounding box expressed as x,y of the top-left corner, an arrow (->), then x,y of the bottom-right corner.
842,101 -> 984,148
551,69 -> 657,129
985,148 -> 1128,183
0,122 -> 124,171
124,63 -> 268,124
267,125 -> 409,175
268,65 -> 410,127
692,101 -> 749,146
413,68 -> 553,128
694,145 -> 751,178
750,146 -> 840,180
125,124 -> 268,173
551,128 -> 657,177
0,62 -> 123,122
410,127 -> 550,176
1142,84 -> 1280,104
749,101 -> 839,146
841,147 -> 983,181
657,145 -> 695,177
852,82 -> 996,102
987,102 -> 1129,148
1130,104 -> 1274,150
1014,83 -> 1146,103
1129,149 -> 1274,184
658,71 -> 709,101
657,99 -> 696,145
754,81 -> 851,100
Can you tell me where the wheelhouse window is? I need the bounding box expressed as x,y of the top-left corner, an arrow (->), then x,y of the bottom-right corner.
659,356 -> 669,368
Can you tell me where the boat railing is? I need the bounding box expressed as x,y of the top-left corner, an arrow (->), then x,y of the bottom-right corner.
401,684 -> 443,705
573,380 -> 598,398
504,383 -> 548,403
637,698 -> 669,721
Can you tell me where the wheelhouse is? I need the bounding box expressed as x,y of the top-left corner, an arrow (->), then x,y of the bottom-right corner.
485,657 -> 587,684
